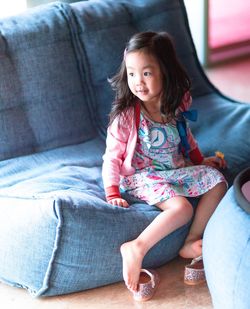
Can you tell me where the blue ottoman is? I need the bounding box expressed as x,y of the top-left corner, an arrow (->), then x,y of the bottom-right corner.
203,168 -> 250,309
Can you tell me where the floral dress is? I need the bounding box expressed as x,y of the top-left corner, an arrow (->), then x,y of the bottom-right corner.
120,112 -> 226,205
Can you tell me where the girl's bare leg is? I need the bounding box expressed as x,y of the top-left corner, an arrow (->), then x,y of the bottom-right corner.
179,182 -> 227,258
120,196 -> 193,292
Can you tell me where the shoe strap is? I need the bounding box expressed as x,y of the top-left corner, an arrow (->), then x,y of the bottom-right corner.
190,255 -> 203,265
141,269 -> 156,288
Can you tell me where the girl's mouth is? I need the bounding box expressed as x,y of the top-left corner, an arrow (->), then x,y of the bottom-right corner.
136,89 -> 148,95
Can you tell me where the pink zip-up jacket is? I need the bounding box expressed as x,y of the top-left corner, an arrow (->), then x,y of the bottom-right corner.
102,93 -> 204,201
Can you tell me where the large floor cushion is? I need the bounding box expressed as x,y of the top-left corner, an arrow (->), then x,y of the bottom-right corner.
0,137 -> 194,296
203,184 -> 250,309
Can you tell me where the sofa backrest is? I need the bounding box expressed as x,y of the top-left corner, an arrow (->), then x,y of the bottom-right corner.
70,0 -> 214,138
0,2 -> 96,161
0,0 -> 214,161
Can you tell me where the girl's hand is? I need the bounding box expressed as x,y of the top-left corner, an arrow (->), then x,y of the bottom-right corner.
202,156 -> 227,169
108,198 -> 129,208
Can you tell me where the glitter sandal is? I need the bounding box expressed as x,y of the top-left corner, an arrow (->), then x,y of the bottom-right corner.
132,269 -> 160,302
184,256 -> 206,285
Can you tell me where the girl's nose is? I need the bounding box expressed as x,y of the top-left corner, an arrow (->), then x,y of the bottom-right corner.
135,74 -> 144,85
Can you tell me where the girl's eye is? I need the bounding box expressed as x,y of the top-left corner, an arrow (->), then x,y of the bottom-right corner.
144,72 -> 151,76
128,72 -> 134,77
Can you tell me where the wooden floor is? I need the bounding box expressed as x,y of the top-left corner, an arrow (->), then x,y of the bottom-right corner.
0,56 -> 249,309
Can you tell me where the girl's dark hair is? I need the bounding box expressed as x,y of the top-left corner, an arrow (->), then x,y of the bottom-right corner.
108,31 -> 191,125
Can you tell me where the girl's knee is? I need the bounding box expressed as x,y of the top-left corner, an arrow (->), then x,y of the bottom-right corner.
174,199 -> 193,221
182,201 -> 193,220
159,196 -> 193,220
216,181 -> 227,196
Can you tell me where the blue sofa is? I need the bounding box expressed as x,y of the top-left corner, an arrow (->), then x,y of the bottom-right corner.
0,0 -> 249,307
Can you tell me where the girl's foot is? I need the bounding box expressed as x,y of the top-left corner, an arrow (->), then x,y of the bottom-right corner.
179,239 -> 202,259
120,240 -> 144,292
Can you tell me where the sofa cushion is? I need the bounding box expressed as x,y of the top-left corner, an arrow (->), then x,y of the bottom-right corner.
0,3 -> 95,161
0,137 -> 195,296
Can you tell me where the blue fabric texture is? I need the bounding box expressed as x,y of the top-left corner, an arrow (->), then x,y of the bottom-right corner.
0,2 -> 95,161
203,186 -> 250,309
0,0 -> 249,302
0,137 -> 195,296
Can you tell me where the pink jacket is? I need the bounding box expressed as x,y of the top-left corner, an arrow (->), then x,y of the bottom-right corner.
102,94 -> 204,201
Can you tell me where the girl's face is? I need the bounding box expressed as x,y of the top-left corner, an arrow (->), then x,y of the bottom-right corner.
125,50 -> 163,107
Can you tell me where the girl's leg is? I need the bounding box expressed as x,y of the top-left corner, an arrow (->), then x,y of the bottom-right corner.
179,182 -> 227,258
120,196 -> 193,292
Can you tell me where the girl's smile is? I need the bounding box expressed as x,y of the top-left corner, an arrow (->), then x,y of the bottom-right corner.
136,88 -> 148,95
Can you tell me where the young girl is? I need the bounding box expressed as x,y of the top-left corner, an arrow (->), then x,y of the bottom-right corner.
102,31 -> 227,294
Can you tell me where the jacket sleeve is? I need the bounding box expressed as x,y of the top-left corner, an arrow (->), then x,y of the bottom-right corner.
102,111 -> 133,201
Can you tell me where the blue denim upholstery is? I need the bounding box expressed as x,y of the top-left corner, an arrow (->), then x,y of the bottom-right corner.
0,137 -> 193,296
204,186 -> 250,309
0,0 -> 249,305
0,2 -> 95,160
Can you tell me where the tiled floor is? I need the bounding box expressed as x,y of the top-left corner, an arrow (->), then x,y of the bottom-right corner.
1,56 -> 249,309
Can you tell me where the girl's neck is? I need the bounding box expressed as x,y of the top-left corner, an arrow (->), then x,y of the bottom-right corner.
140,102 -> 167,124
142,100 -> 160,113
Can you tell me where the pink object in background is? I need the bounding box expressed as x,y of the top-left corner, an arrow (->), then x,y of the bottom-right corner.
209,0 -> 250,48
242,181 -> 250,202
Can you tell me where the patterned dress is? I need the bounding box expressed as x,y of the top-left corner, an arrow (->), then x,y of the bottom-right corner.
120,112 -> 226,205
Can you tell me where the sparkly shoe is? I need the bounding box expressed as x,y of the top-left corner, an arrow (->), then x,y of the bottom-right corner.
184,256 -> 206,285
132,269 -> 160,302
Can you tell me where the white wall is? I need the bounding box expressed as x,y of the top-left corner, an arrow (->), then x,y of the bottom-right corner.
0,1 -> 27,18
184,0 -> 207,65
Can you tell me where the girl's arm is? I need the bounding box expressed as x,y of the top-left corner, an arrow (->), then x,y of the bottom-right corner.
102,119 -> 126,199
102,110 -> 133,206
